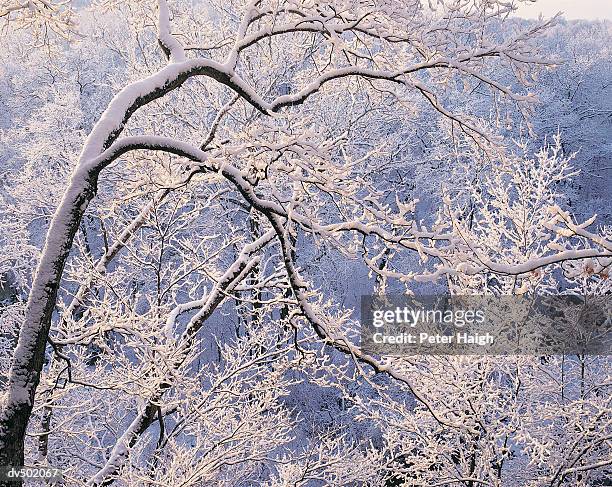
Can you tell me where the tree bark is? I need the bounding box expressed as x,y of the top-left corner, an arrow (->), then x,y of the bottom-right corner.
0,169 -> 98,480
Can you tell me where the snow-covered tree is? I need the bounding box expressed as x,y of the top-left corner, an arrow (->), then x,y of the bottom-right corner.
352,136 -> 611,486
0,1 -> 610,485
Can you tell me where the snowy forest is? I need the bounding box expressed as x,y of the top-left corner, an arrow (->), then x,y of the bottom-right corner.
0,0 -> 610,485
